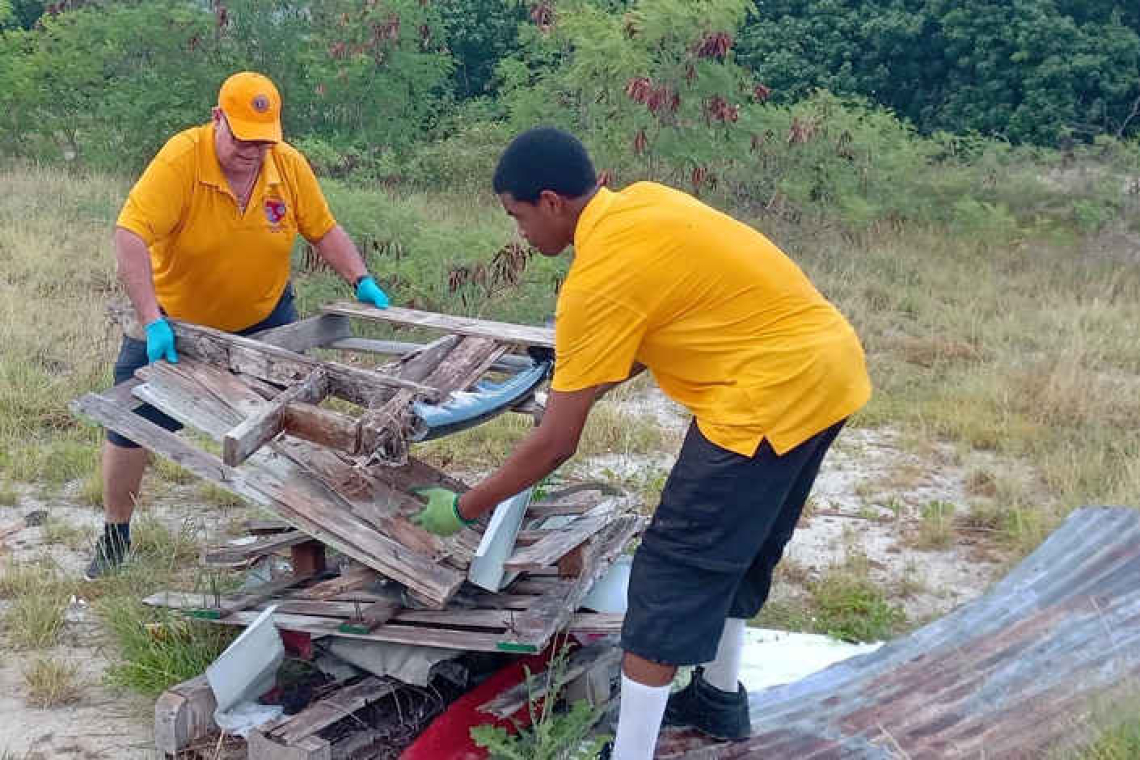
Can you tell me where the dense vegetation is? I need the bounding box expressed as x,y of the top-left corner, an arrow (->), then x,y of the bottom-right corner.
1,0 -> 1138,177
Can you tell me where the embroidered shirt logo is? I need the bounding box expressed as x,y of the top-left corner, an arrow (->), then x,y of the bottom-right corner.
265,198 -> 287,225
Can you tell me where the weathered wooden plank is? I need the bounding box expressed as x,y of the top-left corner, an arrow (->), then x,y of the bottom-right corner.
358,335 -> 505,462
295,566 -> 379,600
524,502 -> 594,520
282,402 -> 360,453
154,673 -> 217,756
71,391 -> 465,606
250,314 -> 352,353
337,599 -> 401,634
508,515 -> 644,647
203,531 -> 309,568
168,319 -> 440,407
270,676 -> 399,744
327,337 -> 534,372
223,368 -> 328,466
193,572 -> 320,620
323,302 -> 555,348
503,501 -> 618,573
247,730 -> 330,760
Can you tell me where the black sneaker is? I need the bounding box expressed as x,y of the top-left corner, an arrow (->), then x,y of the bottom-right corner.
83,530 -> 131,580
663,667 -> 751,741
597,741 -> 612,759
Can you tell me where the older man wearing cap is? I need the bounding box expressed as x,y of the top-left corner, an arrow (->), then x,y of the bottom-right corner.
85,71 -> 390,579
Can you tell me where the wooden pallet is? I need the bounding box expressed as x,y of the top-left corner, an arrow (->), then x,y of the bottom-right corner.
73,306 -> 577,609
145,509 -> 639,653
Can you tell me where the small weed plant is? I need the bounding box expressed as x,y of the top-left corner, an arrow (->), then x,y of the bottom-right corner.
471,638 -> 612,760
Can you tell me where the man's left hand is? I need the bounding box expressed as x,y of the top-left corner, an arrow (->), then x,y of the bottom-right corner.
410,487 -> 473,536
356,275 -> 389,309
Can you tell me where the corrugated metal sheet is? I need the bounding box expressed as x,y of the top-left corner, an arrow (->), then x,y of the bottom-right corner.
657,506 -> 1140,759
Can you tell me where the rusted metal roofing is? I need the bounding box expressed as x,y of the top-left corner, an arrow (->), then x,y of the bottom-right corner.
656,506 -> 1140,759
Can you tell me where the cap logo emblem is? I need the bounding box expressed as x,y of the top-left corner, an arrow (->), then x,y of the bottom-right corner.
252,94 -> 270,113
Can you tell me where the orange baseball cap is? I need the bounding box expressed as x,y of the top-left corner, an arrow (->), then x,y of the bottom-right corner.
218,72 -> 283,143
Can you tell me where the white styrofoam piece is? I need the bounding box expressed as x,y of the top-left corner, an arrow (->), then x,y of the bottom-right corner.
738,627 -> 882,692
467,487 -> 532,591
581,554 -> 631,614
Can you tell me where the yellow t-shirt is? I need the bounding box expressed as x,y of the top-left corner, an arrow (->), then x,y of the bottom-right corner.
551,182 -> 872,456
116,124 -> 337,332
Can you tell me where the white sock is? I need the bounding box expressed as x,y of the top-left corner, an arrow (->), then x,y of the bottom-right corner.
702,617 -> 746,693
612,673 -> 670,760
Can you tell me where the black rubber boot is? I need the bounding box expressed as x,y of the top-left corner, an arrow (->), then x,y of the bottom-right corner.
83,525 -> 131,580
662,667 -> 751,741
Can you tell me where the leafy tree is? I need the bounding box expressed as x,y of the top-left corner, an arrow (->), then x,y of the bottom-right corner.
739,0 -> 1140,143
436,0 -> 528,99
497,0 -> 760,191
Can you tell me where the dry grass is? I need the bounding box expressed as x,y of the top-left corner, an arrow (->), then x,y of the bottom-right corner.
6,592 -> 68,649
22,656 -> 82,708
41,516 -> 87,549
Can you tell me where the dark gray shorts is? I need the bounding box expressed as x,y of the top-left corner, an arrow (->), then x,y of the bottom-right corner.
106,284 -> 297,448
620,418 -> 845,666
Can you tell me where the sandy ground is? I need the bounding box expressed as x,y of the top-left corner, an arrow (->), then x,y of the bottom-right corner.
0,386 -> 1031,758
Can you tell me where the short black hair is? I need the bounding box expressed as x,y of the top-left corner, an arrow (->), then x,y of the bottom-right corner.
492,127 -> 596,203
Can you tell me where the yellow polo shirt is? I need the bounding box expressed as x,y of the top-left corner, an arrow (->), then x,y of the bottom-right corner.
116,124 -> 337,331
552,182 -> 871,456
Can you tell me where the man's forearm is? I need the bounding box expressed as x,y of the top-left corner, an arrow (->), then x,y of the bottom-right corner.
457,429 -> 575,520
313,225 -> 368,283
114,227 -> 161,326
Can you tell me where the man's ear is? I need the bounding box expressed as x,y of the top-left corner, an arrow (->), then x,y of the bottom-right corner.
537,189 -> 565,214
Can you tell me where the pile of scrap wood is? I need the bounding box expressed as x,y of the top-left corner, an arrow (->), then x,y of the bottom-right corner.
71,305 -> 643,755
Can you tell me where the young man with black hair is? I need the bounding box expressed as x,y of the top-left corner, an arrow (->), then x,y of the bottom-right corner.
410,127 -> 871,759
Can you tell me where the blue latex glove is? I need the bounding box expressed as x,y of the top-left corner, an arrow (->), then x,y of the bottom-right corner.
145,317 -> 178,364
355,275 -> 389,309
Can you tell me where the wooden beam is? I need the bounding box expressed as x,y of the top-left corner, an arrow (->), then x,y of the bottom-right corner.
327,337 -> 534,372
337,599 -> 400,634
222,368 -> 328,466
506,514 -> 643,648
275,677 -> 399,745
503,501 -> 618,573
290,542 -> 327,576
294,566 -> 379,601
167,319 -> 440,407
203,531 -> 309,569
249,314 -> 352,353
323,302 -> 555,348
154,674 -> 217,757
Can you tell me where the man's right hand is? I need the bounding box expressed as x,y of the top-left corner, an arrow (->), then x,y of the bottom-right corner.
144,318 -> 178,364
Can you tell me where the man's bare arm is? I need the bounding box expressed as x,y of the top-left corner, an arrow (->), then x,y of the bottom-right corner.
114,227 -> 161,326
456,385 -> 599,520
312,225 -> 368,283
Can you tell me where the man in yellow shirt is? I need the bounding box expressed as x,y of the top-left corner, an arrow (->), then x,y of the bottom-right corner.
412,128 -> 871,757
86,72 -> 390,580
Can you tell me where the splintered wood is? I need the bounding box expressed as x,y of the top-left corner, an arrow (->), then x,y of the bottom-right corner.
75,305 -> 643,653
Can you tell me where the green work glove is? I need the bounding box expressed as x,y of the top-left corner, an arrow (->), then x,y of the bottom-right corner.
355,275 -> 389,309
410,487 -> 474,537
145,317 -> 178,364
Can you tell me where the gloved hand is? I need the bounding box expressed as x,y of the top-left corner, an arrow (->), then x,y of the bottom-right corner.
145,317 -> 178,364
410,487 -> 474,537
355,275 -> 389,309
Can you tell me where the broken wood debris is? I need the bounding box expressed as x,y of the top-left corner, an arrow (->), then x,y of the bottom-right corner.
87,306 -> 644,757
